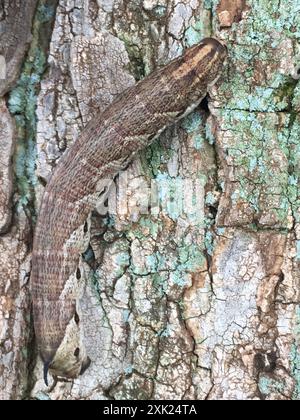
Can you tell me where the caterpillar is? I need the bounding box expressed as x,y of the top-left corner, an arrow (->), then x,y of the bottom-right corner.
31,37 -> 227,385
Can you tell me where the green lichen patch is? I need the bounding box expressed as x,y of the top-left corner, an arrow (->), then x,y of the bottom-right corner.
290,342 -> 300,400
220,57 -> 299,113
217,0 -> 300,113
219,110 -> 300,227
181,110 -> 203,134
258,375 -> 286,397
296,241 -> 300,261
8,0 -> 58,215
152,5 -> 167,18
292,82 -> 300,111
35,391 -> 52,400
184,20 -> 206,48
244,1 -> 300,44
142,136 -> 174,177
290,306 -> 300,400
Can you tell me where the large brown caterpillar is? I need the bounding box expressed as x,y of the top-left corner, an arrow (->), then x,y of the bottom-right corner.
31,37 -> 227,385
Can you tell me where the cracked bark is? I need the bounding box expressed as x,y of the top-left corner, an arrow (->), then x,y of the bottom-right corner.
0,0 -> 300,400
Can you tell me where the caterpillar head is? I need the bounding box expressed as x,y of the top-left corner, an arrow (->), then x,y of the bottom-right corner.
168,37 -> 227,107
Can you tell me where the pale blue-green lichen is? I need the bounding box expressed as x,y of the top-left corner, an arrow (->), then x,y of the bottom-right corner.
181,111 -> 207,149
296,241 -> 300,261
143,138 -> 173,177
204,231 -> 214,256
203,0 -> 213,10
146,254 -> 158,271
170,271 -> 189,288
184,21 -> 207,47
178,243 -> 205,271
157,325 -> 173,338
127,217 -> 162,241
115,252 -> 131,278
216,227 -> 225,235
258,375 -> 286,397
290,342 -> 300,400
156,173 -> 185,221
35,391 -> 52,400
184,0 -> 213,47
122,309 -> 130,323
205,122 -> 215,145
139,217 -> 161,236
153,5 -> 167,17
8,0 -> 57,215
112,3 -> 169,80
181,110 -> 203,134
218,0 -> 300,114
38,3 -> 55,22
124,365 -> 133,375
205,191 -> 217,206
151,273 -> 168,297
219,109 -> 300,226
193,134 -> 205,150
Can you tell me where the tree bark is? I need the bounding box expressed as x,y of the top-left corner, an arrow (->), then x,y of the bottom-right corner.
0,0 -> 299,400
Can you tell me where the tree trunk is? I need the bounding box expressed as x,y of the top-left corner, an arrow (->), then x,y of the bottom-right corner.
0,0 -> 299,400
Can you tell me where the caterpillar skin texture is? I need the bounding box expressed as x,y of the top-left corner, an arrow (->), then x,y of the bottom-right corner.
31,37 -> 227,384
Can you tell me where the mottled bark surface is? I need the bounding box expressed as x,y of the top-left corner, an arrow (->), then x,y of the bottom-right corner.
0,0 -> 300,400
0,0 -> 39,96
